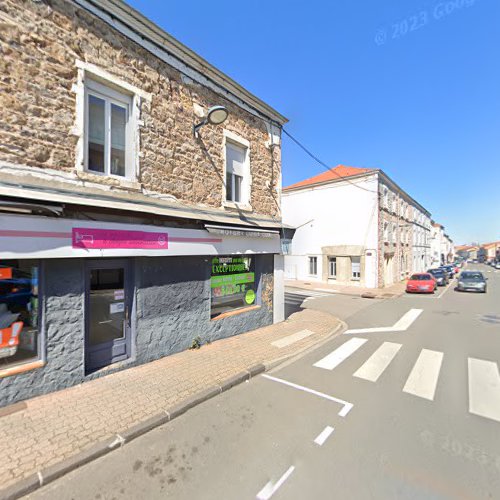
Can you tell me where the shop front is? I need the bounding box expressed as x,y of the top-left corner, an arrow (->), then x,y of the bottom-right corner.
0,213 -> 282,407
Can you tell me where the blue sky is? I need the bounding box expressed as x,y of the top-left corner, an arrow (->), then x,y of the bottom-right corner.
126,0 -> 499,244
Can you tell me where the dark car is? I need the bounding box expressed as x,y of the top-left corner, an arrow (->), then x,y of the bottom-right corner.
456,271 -> 487,293
427,268 -> 448,286
440,265 -> 455,279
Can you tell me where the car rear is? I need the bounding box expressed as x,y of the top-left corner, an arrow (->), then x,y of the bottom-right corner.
406,273 -> 436,294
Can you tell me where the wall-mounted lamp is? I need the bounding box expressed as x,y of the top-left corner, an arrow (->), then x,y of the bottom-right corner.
193,105 -> 228,137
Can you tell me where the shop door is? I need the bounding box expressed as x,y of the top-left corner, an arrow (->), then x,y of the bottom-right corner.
85,260 -> 132,373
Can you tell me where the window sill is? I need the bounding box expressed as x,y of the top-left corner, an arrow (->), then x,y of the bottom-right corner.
211,304 -> 261,321
76,170 -> 142,191
0,360 -> 45,379
223,201 -> 253,212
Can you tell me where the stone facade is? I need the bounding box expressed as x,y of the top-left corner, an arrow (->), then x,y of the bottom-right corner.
0,0 -> 281,218
378,180 -> 431,287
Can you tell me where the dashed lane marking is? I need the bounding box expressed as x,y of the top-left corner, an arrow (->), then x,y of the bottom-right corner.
314,426 -> 335,446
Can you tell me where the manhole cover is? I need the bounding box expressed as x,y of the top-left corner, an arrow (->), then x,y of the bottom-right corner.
479,314 -> 500,324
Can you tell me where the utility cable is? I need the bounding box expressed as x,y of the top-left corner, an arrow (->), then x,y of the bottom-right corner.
281,127 -> 379,194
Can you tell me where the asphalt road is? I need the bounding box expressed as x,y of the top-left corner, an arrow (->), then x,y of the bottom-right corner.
28,265 -> 500,500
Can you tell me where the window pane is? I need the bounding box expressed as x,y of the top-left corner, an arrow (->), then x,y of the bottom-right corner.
329,257 -> 336,277
309,257 -> 317,275
351,257 -> 361,279
226,142 -> 246,176
110,104 -> 127,177
226,172 -> 233,201
210,256 -> 256,318
88,95 -> 105,173
89,268 -> 125,346
0,260 -> 40,369
234,174 -> 242,203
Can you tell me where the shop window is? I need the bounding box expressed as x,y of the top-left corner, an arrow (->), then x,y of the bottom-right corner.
308,256 -> 317,276
0,260 -> 41,371
328,257 -> 337,279
210,256 -> 257,319
351,257 -> 361,280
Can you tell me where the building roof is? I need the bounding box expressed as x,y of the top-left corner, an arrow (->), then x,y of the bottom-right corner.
483,241 -> 500,249
74,0 -> 287,125
283,165 -> 375,191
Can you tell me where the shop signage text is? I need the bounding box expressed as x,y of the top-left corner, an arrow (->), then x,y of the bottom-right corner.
72,228 -> 169,250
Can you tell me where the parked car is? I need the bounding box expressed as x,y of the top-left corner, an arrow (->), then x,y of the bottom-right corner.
456,271 -> 487,293
440,265 -> 455,279
495,262 -> 500,270
406,273 -> 436,294
427,268 -> 449,286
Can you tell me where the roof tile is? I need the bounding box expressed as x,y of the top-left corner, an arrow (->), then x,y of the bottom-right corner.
283,165 -> 375,191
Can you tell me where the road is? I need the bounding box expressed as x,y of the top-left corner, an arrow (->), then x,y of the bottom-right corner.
28,265 -> 500,499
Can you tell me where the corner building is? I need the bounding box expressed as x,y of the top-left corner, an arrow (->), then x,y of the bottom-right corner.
0,0 -> 287,406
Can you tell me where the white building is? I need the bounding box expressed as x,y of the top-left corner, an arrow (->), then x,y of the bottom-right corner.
430,222 -> 454,267
282,165 -> 432,289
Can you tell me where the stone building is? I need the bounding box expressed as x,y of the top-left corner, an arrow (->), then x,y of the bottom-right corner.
0,0 -> 287,406
282,165 -> 432,289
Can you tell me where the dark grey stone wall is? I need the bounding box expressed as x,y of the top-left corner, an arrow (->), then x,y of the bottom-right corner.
0,259 -> 85,406
135,254 -> 274,364
0,254 -> 274,407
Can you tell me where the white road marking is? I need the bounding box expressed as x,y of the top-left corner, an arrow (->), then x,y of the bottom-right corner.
403,349 -> 443,400
468,358 -> 500,422
262,374 -> 353,417
313,338 -> 368,370
314,426 -> 335,446
312,288 -> 338,294
344,309 -> 423,334
272,329 -> 314,348
353,342 -> 402,382
256,465 -> 295,500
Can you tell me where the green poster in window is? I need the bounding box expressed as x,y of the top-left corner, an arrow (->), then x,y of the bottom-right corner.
210,256 -> 256,318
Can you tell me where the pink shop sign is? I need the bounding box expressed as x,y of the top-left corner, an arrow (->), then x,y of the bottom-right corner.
72,228 -> 168,250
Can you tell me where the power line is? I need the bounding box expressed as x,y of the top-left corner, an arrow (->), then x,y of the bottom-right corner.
281,127 -> 379,194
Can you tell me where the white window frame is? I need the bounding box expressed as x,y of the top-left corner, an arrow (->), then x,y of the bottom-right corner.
308,256 -> 318,276
328,257 -> 337,279
351,256 -> 361,281
223,130 -> 251,210
84,79 -> 134,180
73,60 -> 151,186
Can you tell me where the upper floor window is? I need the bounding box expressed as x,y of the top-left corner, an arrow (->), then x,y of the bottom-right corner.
85,79 -> 134,179
224,131 -> 250,207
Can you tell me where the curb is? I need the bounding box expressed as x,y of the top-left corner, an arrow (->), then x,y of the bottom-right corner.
0,364 -> 267,500
286,285 -> 404,300
0,321 -> 341,499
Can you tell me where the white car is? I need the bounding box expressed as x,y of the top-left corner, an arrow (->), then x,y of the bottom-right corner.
496,262 -> 500,270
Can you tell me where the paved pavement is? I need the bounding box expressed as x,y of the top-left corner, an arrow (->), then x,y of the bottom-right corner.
26,264 -> 500,499
285,278 -> 407,298
0,308 -> 342,498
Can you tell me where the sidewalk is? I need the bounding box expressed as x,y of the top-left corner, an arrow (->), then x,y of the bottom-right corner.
285,279 -> 407,298
0,309 -> 342,499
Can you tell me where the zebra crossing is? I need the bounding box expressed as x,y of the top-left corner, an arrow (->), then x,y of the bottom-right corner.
314,337 -> 500,423
285,289 -> 334,307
